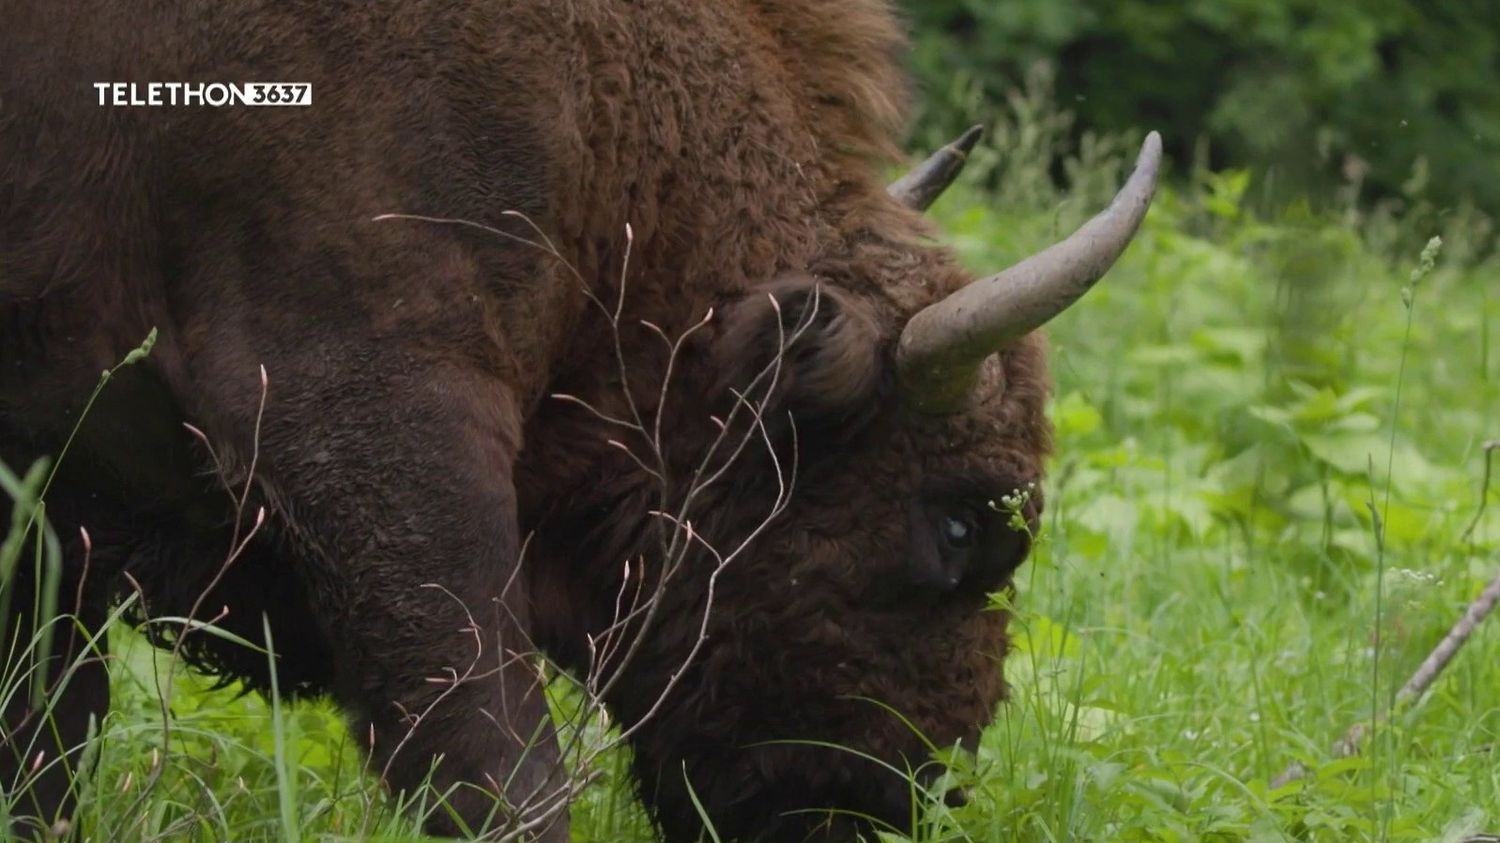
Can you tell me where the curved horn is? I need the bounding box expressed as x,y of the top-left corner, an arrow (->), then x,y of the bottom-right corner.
898,131 -> 1163,414
887,125 -> 984,211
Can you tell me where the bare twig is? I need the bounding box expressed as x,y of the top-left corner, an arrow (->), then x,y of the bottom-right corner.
1460,440 -> 1500,544
114,365 -> 272,829
372,210 -> 816,839
1271,566 -> 1500,789
1273,435 -> 1500,789
1396,567 -> 1500,705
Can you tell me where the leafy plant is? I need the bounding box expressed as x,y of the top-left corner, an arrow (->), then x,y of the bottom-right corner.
901,0 -> 1500,245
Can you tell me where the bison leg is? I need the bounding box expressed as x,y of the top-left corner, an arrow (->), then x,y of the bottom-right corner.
188,356 -> 565,840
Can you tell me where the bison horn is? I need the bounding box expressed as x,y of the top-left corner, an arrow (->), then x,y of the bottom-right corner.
887,125 -> 985,211
897,131 -> 1163,414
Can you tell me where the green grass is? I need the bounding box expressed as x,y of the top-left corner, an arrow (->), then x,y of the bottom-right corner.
5,135 -> 1499,841
911,146 -> 1500,841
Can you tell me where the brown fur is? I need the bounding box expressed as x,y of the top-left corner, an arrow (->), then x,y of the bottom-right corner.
1,1 -> 1054,840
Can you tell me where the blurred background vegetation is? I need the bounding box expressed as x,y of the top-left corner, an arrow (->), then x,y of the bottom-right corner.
899,0 -> 1500,251
6,6 -> 1499,840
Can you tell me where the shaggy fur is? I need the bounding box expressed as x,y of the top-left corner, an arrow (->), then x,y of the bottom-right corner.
1,1 -> 1054,840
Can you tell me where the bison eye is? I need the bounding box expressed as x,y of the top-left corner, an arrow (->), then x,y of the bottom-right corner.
939,512 -> 978,549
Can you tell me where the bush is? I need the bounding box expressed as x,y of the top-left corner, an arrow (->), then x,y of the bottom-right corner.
901,0 -> 1500,238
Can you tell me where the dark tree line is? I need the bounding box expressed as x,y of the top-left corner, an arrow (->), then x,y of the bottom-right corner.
904,0 -> 1500,226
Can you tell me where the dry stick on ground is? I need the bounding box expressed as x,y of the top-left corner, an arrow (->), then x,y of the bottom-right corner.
1270,441 -> 1500,789
1393,567 -> 1500,706
1271,569 -> 1500,788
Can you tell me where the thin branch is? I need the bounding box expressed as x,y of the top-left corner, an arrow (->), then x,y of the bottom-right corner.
1271,564 -> 1500,788
1396,566 -> 1500,705
117,364 -> 272,826
548,394 -> 640,432
1460,440 -> 1500,544
369,207 -> 810,838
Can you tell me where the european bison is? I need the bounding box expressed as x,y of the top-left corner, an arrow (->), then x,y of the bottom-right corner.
0,0 -> 1158,840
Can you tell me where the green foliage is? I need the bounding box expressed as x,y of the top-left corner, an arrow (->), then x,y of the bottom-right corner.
901,0 -> 1500,236
5,124 -> 1499,842
902,123 -> 1500,841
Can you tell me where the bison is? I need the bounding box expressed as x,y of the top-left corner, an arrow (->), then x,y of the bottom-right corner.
0,1 -> 1159,840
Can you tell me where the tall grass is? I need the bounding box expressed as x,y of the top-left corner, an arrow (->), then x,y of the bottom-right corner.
3,92 -> 1498,841
906,90 -> 1499,841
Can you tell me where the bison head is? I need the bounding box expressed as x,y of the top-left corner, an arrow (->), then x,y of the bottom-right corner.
527,131 -> 1160,842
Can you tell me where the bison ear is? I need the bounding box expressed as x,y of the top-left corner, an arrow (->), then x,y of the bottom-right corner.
708,274 -> 884,429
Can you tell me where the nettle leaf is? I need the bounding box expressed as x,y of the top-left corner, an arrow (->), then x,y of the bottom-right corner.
1146,489 -> 1218,539
1300,431 -> 1388,475
1246,403 -> 1297,433
1052,391 -> 1105,439
1071,493 -> 1142,547
1329,411 -> 1381,433
1127,343 -> 1203,367
1191,325 -> 1268,364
